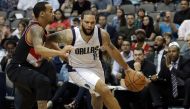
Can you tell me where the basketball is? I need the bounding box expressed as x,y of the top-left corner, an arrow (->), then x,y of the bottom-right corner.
124,70 -> 147,92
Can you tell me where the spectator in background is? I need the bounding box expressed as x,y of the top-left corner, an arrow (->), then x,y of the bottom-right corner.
111,7 -> 127,32
48,9 -> 70,32
98,14 -> 118,45
141,15 -> 156,41
155,42 -> 190,109
117,48 -> 156,109
163,32 -> 172,51
152,36 -> 167,74
155,11 -> 179,40
72,17 -> 80,27
91,5 -> 98,17
60,0 -> 74,17
119,13 -> 137,42
135,8 -> 146,29
112,40 -> 133,85
0,39 -> 16,102
10,19 -> 29,42
181,33 -> 190,59
131,29 -> 150,55
173,0 -> 190,25
71,0 -> 91,16
1,39 -> 16,72
92,0 -> 112,16
115,34 -> 124,51
178,20 -> 190,40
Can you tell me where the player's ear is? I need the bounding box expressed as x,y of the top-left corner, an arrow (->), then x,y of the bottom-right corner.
40,11 -> 45,17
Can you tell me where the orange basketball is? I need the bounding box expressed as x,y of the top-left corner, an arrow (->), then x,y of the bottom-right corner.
124,71 -> 147,92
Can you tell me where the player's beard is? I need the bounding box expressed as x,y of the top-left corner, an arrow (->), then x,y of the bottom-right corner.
82,24 -> 94,36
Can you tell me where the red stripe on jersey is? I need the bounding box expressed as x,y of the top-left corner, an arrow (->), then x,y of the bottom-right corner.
29,48 -> 41,60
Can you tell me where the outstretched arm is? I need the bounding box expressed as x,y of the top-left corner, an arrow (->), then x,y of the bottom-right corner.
47,29 -> 73,45
101,30 -> 129,70
30,26 -> 72,58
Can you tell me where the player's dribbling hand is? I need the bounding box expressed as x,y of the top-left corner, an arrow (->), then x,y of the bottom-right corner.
125,68 -> 150,85
120,79 -> 127,88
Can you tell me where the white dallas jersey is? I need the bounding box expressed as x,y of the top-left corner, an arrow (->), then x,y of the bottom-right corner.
68,26 -> 103,69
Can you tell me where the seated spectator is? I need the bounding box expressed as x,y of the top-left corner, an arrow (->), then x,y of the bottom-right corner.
72,17 -> 80,27
98,14 -> 118,45
60,0 -> 74,17
111,7 -> 127,32
1,39 -> 16,96
90,5 -> 98,17
114,34 -> 124,51
112,40 -> 133,85
181,33 -> 190,59
178,20 -> 190,40
131,29 -> 150,55
119,13 -> 137,42
155,11 -> 179,40
10,19 -> 29,42
118,48 -> 156,109
152,42 -> 190,109
48,9 -> 70,32
173,0 -> 190,25
163,32 -> 172,51
141,15 -> 156,41
135,8 -> 146,29
154,36 -> 167,72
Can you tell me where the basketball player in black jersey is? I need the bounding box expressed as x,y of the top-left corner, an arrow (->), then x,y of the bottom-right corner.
6,2 -> 72,109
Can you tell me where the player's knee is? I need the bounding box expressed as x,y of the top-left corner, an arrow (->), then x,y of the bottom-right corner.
98,86 -> 111,96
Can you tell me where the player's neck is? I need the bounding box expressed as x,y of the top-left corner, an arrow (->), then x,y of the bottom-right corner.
79,27 -> 92,43
35,18 -> 48,29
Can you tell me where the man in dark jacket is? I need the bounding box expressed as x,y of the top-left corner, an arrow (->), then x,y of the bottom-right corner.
152,42 -> 190,109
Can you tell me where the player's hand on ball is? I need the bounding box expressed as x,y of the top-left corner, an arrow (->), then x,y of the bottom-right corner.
120,79 -> 127,88
124,68 -> 150,92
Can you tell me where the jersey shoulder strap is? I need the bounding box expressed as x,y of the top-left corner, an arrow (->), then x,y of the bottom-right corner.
71,27 -> 76,46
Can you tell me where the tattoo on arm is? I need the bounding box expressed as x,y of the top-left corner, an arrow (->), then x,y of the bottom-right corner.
30,26 -> 44,47
47,30 -> 67,43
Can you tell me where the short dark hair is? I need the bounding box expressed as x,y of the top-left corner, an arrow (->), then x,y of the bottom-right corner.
134,47 -> 144,54
181,0 -> 189,5
33,2 -> 49,18
6,40 -> 17,47
81,10 -> 96,20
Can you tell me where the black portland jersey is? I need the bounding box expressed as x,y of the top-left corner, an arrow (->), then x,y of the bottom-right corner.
10,21 -> 47,68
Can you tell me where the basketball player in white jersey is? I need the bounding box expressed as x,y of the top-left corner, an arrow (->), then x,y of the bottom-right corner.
47,10 -> 137,109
